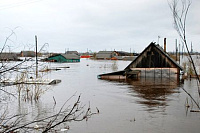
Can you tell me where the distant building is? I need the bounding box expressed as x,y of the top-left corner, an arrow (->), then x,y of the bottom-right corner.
46,54 -> 80,63
115,51 -> 138,60
20,51 -> 35,57
95,51 -> 138,60
65,51 -> 79,55
115,51 -> 130,56
0,53 -> 20,61
95,51 -> 118,60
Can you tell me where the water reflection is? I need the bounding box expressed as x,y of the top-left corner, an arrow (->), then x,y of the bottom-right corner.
15,97 -> 56,131
101,77 -> 181,113
111,61 -> 118,71
127,78 -> 180,111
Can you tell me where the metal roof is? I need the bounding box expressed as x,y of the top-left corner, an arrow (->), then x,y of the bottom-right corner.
61,54 -> 80,59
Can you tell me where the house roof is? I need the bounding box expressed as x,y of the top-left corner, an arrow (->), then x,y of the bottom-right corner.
61,54 -> 80,59
97,51 -> 114,54
65,51 -> 79,55
115,51 -> 130,56
125,42 -> 183,70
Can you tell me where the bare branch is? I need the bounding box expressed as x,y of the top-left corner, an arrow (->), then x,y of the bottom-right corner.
0,30 -> 98,133
169,0 -> 200,108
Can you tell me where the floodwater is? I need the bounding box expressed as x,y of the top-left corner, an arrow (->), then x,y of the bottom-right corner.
5,58 -> 200,133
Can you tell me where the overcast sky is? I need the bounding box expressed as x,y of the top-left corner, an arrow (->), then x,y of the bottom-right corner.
0,0 -> 199,53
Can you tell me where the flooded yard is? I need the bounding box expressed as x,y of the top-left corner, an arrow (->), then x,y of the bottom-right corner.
3,58 -> 200,133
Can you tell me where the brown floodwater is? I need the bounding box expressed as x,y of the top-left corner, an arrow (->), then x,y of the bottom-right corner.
8,58 -> 200,133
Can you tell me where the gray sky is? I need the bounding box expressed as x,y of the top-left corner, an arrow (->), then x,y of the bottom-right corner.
0,0 -> 199,53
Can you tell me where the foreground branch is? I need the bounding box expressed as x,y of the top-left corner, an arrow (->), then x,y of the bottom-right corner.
0,95 -> 99,133
169,0 -> 200,96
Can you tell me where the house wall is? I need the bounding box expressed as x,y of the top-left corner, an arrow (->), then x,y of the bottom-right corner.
96,51 -> 118,60
47,55 -> 66,62
130,68 -> 179,78
96,54 -> 111,59
0,53 -> 18,61
65,59 -> 80,62
100,75 -> 126,80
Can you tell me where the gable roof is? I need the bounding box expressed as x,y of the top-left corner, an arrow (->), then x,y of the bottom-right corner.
125,42 -> 183,70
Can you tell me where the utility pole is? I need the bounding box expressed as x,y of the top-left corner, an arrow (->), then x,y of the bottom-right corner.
157,36 -> 160,45
178,43 -> 181,65
164,38 -> 166,52
182,43 -> 184,58
191,42 -> 193,53
175,39 -> 178,61
35,35 -> 38,79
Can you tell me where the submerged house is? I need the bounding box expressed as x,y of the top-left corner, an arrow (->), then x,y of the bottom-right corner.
95,51 -> 118,60
115,51 -> 138,60
45,53 -> 80,63
98,42 -> 183,81
0,53 -> 20,61
20,51 -> 35,57
95,50 -> 137,60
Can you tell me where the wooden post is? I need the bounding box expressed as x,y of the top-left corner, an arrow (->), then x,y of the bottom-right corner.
35,35 -> 38,79
175,39 -> 178,61
169,68 -> 171,81
154,67 -> 156,83
177,68 -> 180,84
179,43 -> 181,65
164,38 -> 166,52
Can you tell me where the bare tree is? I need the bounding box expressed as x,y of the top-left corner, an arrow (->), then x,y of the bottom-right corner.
169,0 -> 199,82
0,94 -> 99,133
169,0 -> 200,109
0,31 -> 99,132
